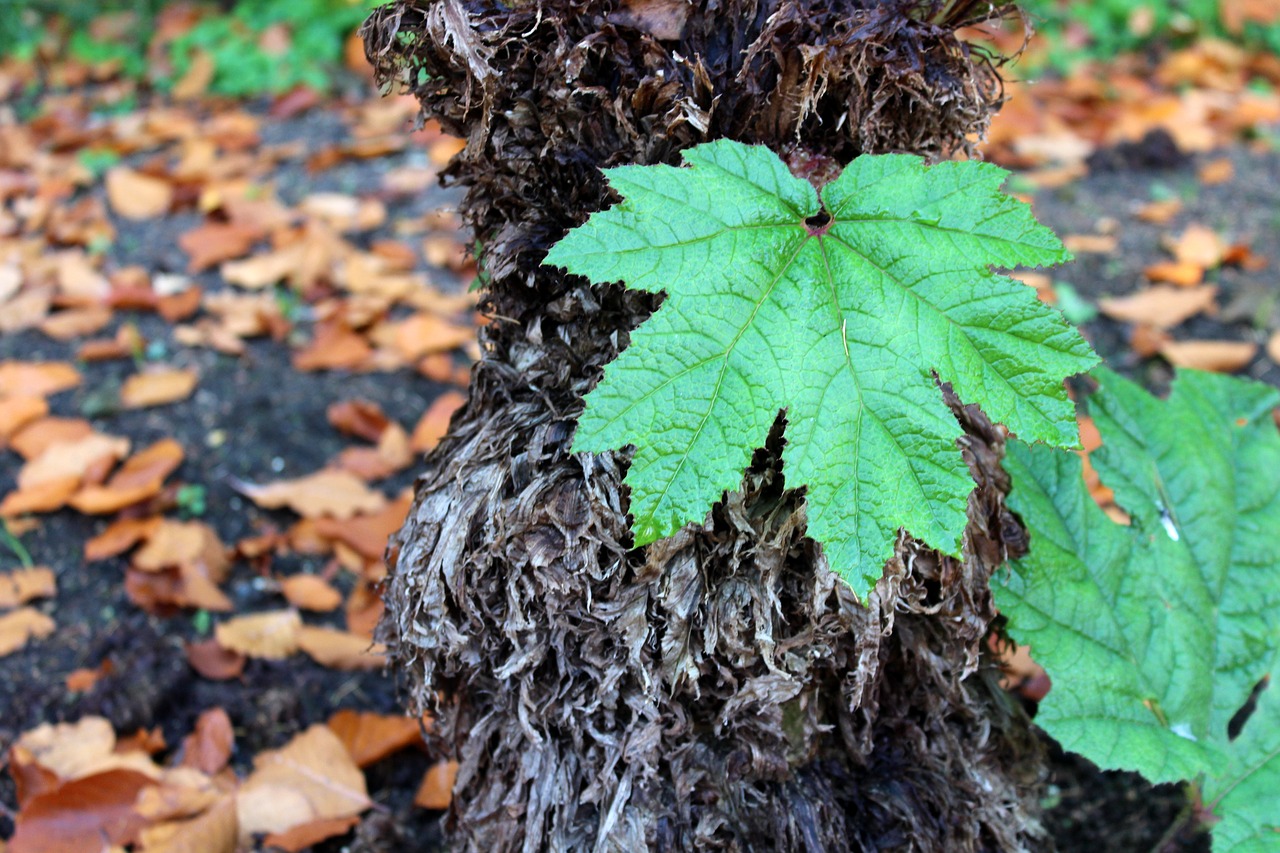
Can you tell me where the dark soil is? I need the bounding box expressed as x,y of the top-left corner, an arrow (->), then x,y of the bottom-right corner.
1,91 -> 1275,850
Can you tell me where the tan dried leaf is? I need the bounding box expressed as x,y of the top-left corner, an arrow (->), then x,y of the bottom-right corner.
326,710 -> 425,769
214,610 -> 301,660
121,369 -> 198,409
1097,285 -> 1218,329
0,361 -> 81,398
413,760 -> 458,810
279,574 -> 343,612
0,567 -> 56,609
239,469 -> 386,519
236,725 -> 370,837
1159,339 -> 1257,372
0,607 -> 55,656
297,625 -> 386,670
105,168 -> 174,220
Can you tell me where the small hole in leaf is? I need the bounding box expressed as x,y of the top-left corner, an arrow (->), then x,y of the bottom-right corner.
804,211 -> 831,234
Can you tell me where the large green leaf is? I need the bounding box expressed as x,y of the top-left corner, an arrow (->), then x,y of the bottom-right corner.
998,368 -> 1280,850
545,139 -> 1095,593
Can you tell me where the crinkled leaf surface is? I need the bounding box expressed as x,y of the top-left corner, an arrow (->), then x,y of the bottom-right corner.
997,368 -> 1280,851
545,140 -> 1095,593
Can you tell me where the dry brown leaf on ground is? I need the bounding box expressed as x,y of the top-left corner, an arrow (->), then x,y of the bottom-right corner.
39,306 -> 112,341
1267,330 -> 1280,364
0,607 -> 55,657
134,767 -> 222,823
410,390 -> 467,453
345,580 -> 384,640
292,319 -> 373,372
1198,157 -> 1235,184
1143,260 -> 1205,286
121,369 -> 198,409
220,244 -> 305,290
0,567 -> 56,609
1098,285 -> 1218,329
326,710 -> 425,769
105,167 -> 173,220
0,361 -> 81,398
137,791 -> 239,853
262,815 -> 362,852
390,313 -> 476,361
1167,222 -> 1228,268
279,574 -> 343,612
1061,234 -> 1118,254
214,609 -> 301,660
10,717 -> 163,796
313,492 -> 412,562
15,432 -> 129,490
300,193 -> 386,233
414,759 -> 458,810
184,638 -> 246,681
85,516 -> 162,562
0,396 -> 48,442
237,469 -> 387,519
71,438 -> 185,514
333,422 -> 413,481
179,222 -> 261,273
1159,339 -> 1257,372
1134,198 -> 1182,224
235,724 -> 370,838
132,520 -> 228,577
296,625 -> 386,670
178,708 -> 235,777
7,768 -> 155,853
0,475 -> 81,517
65,660 -> 113,693
9,417 -> 94,460
326,399 -> 390,442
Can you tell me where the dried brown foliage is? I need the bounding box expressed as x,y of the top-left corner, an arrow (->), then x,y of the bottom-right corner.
363,1 -> 1044,850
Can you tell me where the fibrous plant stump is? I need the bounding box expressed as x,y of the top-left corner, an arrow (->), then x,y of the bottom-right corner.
363,2 -> 1048,849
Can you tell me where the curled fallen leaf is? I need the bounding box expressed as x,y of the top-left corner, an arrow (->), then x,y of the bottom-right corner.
0,396 -> 48,442
0,361 -> 82,398
410,391 -> 467,453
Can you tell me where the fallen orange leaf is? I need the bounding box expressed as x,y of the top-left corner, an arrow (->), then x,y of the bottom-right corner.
121,369 -> 198,409
1267,330 -> 1280,364
326,710 -> 425,769
414,759 -> 458,810
262,815 -> 361,852
179,222 -> 261,273
235,724 -> 371,837
410,391 -> 467,453
279,574 -> 343,612
0,361 -> 81,398
392,313 -> 476,361
0,396 -> 48,442
0,566 -> 56,609
0,606 -> 55,656
85,516 -> 162,562
345,580 -> 384,640
297,625 -> 386,670
64,660 -> 113,693
1134,198 -> 1182,224
239,469 -> 387,519
1168,223 -> 1228,268
0,474 -> 84,517
9,417 -> 94,460
16,433 -> 130,489
292,320 -> 372,372
327,399 -> 390,443
1197,157 -> 1234,185
70,438 -> 185,514
38,306 -> 112,341
105,167 -> 173,220
1098,285 -> 1218,329
8,768 -> 154,853
1159,339 -> 1257,372
1061,234 -> 1117,254
1143,260 -> 1204,287
215,609 -> 302,660
313,493 -> 412,562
